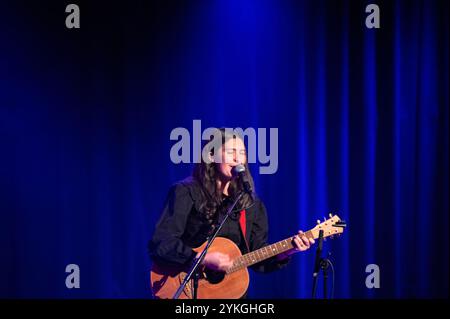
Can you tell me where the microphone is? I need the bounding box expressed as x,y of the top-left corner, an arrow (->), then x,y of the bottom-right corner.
232,164 -> 253,195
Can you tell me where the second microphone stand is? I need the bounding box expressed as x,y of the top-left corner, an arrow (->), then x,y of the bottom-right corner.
311,229 -> 332,299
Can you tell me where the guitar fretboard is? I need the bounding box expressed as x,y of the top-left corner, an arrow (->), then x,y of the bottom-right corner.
226,230 -> 314,274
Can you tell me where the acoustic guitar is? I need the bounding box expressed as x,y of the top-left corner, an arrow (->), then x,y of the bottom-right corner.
150,214 -> 346,299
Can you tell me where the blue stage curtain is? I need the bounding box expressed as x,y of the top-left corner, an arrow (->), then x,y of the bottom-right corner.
0,0 -> 447,298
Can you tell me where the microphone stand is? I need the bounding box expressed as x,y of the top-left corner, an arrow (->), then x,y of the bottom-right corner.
173,190 -> 245,299
311,229 -> 333,299
311,229 -> 324,298
321,257 -> 331,299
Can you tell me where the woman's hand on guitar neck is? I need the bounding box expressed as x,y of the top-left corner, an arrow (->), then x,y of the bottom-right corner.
197,252 -> 233,272
277,230 -> 315,261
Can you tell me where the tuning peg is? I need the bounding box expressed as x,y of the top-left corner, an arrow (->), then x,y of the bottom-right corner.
317,219 -> 321,225
323,217 -> 327,222
329,213 -> 333,218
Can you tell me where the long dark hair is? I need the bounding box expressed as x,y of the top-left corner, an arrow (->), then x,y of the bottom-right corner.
192,128 -> 255,224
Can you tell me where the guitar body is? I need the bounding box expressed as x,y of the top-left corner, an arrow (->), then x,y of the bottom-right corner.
150,237 -> 249,299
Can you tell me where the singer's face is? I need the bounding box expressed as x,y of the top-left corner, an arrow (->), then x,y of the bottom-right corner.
215,137 -> 247,180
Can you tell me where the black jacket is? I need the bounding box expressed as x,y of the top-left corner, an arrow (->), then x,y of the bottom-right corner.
148,178 -> 290,273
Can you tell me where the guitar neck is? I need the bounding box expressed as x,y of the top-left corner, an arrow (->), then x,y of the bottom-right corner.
227,230 -> 314,274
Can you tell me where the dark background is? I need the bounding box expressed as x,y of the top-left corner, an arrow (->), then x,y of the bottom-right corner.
0,0 -> 448,298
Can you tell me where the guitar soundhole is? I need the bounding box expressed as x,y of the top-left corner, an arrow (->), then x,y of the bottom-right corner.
203,269 -> 225,284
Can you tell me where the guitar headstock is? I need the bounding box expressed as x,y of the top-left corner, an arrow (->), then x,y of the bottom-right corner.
309,214 -> 346,240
